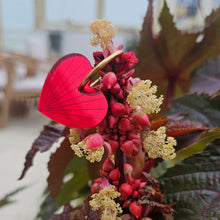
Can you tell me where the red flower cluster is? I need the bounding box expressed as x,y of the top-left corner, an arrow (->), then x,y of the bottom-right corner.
88,50 -> 152,219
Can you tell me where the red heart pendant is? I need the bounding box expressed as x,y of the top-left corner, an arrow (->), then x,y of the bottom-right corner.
38,53 -> 108,129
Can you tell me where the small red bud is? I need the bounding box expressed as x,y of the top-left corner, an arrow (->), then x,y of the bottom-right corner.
86,134 -> 104,149
118,118 -> 132,131
109,168 -> 121,181
112,180 -> 119,186
111,83 -> 121,94
121,140 -> 134,157
108,114 -> 118,128
129,201 -> 142,219
116,90 -> 124,99
91,182 -> 100,194
132,191 -> 139,199
123,200 -> 131,208
100,169 -> 108,177
119,183 -> 133,200
111,102 -> 125,117
124,163 -> 133,175
132,113 -> 151,126
132,179 -> 141,190
108,140 -> 119,154
103,72 -> 117,89
102,157 -> 114,172
140,182 -> 147,188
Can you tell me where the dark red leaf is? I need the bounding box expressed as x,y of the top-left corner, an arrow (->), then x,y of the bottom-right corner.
165,120 -> 206,138
71,197 -> 99,220
47,137 -> 75,198
18,124 -> 66,180
49,204 -> 73,220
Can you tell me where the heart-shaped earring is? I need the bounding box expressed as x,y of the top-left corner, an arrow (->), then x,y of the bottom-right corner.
38,51 -> 122,129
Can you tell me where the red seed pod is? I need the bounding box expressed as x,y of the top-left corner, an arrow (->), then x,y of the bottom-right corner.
138,189 -> 145,196
100,169 -> 108,177
100,83 -> 108,93
119,183 -> 133,200
132,190 -> 139,199
119,135 -> 127,145
108,140 -> 119,154
112,134 -> 118,140
132,179 -> 141,190
124,163 -> 133,176
132,112 -> 151,126
129,201 -> 142,219
86,134 -> 104,149
119,78 -> 126,85
139,182 -> 147,188
109,96 -> 117,106
91,182 -> 100,194
121,140 -> 134,157
112,180 -> 119,186
108,114 -> 118,128
118,118 -> 132,131
111,83 -> 121,95
116,90 -> 124,99
123,69 -> 135,79
123,200 -> 131,208
102,72 -> 117,89
111,102 -> 126,117
109,168 -> 121,181
102,157 -> 114,172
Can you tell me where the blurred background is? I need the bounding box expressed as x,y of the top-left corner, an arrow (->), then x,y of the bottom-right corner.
0,0 -> 220,219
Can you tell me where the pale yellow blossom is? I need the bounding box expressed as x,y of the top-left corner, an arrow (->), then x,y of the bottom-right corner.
143,127 -> 176,160
127,80 -> 163,114
71,138 -> 104,163
69,128 -> 80,144
89,19 -> 117,50
90,185 -> 122,220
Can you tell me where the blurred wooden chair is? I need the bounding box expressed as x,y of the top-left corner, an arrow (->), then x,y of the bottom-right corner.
0,51 -> 53,128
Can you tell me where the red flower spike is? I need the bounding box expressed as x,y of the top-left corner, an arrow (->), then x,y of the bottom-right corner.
129,201 -> 142,219
38,54 -> 108,129
102,72 -> 117,89
85,134 -> 104,149
102,157 -> 114,172
109,168 -> 121,181
111,102 -> 126,117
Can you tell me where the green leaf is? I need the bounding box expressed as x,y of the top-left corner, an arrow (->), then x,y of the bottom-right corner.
0,187 -> 26,208
168,93 -> 220,128
136,1 -> 220,106
190,57 -> 220,96
55,165 -> 90,206
159,139 -> 220,220
168,128 -> 220,166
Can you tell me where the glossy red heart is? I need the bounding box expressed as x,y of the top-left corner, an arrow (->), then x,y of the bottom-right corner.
38,53 -> 108,129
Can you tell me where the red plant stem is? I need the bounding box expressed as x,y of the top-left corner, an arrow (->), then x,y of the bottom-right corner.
115,147 -> 126,184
